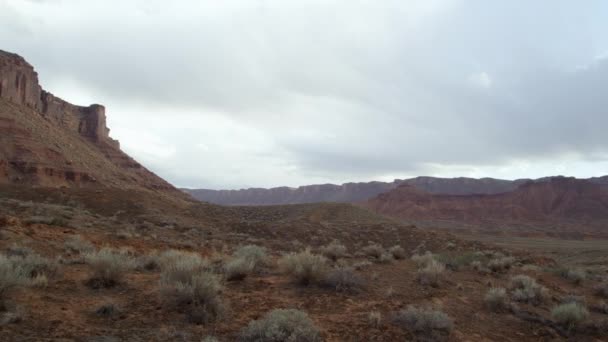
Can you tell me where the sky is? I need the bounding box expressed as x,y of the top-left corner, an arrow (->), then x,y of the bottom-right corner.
2,0 -> 608,189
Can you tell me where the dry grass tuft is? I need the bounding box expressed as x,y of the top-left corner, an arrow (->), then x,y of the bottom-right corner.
484,287 -> 508,312
416,260 -> 445,287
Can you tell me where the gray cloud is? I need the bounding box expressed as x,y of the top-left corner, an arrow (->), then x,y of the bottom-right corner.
1,0 -> 608,188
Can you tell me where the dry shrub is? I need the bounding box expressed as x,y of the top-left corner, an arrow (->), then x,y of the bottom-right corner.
64,235 -> 95,254
158,250 -> 209,272
510,275 -> 548,306
232,245 -> 269,272
388,245 -> 406,260
84,247 -> 135,288
239,309 -> 321,342
0,251 -> 57,301
378,252 -> 394,264
485,288 -> 508,312
319,240 -> 347,261
562,268 -> 586,285
488,256 -> 515,273
393,306 -> 453,340
160,267 -> 225,324
368,311 -> 382,328
279,249 -> 328,286
95,302 -> 120,318
136,251 -> 161,272
0,254 -> 28,301
551,302 -> 589,330
353,261 -> 372,270
521,264 -> 541,272
595,281 -> 608,298
416,260 -> 445,287
411,252 -> 437,268
362,243 -> 384,259
224,258 -> 255,281
323,267 -> 365,292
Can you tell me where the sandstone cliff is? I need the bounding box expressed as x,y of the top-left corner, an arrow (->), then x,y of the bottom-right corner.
0,49 -> 180,194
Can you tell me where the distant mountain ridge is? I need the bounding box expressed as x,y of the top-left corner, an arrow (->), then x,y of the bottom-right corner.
363,177 -> 608,226
184,176 -> 608,205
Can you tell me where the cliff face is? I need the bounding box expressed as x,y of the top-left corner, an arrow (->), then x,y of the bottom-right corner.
0,49 -> 179,193
0,50 -> 117,146
364,177 -> 608,224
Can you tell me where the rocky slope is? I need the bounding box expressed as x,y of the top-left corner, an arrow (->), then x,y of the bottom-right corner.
0,50 -> 180,195
364,177 -> 608,229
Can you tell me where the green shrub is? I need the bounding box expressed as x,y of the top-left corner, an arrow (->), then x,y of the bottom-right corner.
239,309 -> 321,342
551,302 -> 589,330
84,247 -> 136,288
510,275 -> 548,306
416,260 -> 445,287
485,288 -> 508,312
279,249 -> 328,286
562,268 -> 586,285
319,240 -> 347,261
393,306 -> 453,339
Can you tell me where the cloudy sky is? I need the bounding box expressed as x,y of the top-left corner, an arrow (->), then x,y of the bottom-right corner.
2,0 -> 608,189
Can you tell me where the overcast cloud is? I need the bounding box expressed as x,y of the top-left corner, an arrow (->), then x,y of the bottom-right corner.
2,0 -> 608,189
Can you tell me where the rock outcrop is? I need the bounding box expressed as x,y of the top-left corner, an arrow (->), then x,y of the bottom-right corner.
0,50 -> 117,146
0,49 -> 181,194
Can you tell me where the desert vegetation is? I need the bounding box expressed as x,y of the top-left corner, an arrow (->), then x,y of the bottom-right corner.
393,305 -> 453,340
279,249 -> 328,286
510,275 -> 548,306
239,309 -> 321,342
159,252 -> 225,323
84,247 -> 136,288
